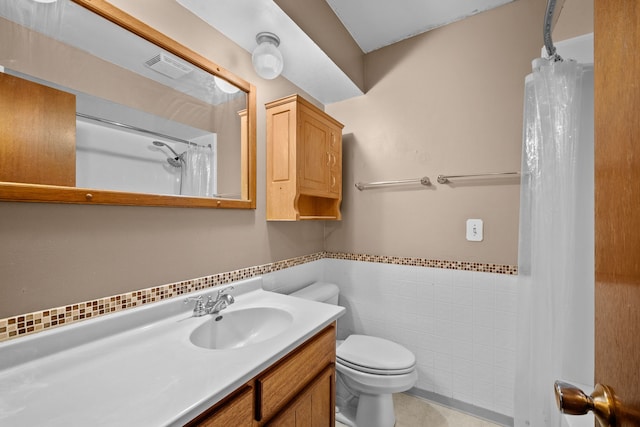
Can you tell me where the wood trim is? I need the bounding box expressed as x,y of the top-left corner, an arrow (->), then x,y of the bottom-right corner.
247,84 -> 258,209
265,95 -> 343,128
0,182 -> 252,209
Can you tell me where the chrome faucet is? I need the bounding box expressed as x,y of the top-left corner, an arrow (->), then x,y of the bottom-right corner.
207,287 -> 235,315
184,286 -> 235,317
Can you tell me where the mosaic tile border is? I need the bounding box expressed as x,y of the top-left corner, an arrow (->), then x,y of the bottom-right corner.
0,252 -> 516,342
326,252 -> 518,275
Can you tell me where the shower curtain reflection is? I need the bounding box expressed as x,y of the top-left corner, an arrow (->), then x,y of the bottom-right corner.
515,57 -> 586,427
182,143 -> 217,197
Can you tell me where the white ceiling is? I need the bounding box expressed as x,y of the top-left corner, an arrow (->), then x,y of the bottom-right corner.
325,0 -> 516,53
178,0 -> 517,104
177,0 -> 364,104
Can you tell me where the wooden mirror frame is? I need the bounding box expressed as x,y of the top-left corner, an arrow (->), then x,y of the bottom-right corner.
0,0 -> 256,209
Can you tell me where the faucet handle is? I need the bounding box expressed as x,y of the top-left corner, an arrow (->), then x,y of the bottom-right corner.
217,286 -> 234,297
184,296 -> 207,316
213,287 -> 235,310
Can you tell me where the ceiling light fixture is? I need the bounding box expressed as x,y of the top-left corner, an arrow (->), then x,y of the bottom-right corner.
213,76 -> 240,94
252,32 -> 283,80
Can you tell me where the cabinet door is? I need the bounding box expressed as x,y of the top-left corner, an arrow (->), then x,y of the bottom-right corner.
186,385 -> 254,427
267,365 -> 334,427
257,325 -> 335,422
266,101 -> 298,220
0,73 -> 76,186
299,110 -> 330,196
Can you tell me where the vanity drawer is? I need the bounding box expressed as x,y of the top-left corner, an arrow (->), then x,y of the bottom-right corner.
256,324 -> 336,422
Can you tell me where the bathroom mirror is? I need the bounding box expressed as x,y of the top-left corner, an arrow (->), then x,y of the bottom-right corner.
0,0 -> 256,208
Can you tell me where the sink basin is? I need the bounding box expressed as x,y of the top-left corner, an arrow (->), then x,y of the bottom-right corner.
189,307 -> 293,350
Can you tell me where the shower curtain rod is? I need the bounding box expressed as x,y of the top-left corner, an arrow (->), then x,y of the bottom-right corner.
76,112 -> 196,146
543,0 -> 563,61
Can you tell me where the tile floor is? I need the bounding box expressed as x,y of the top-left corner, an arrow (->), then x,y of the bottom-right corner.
336,393 -> 503,427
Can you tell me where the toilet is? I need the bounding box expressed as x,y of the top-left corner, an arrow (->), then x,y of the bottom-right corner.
290,282 -> 417,427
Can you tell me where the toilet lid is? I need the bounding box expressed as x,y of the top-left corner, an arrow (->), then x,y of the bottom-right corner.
337,335 -> 416,375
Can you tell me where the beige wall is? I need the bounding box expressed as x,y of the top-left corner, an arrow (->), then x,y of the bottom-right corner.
274,0 -> 365,92
0,0 -> 593,318
0,0 -> 324,318
554,0 -> 594,42
324,0 -> 593,265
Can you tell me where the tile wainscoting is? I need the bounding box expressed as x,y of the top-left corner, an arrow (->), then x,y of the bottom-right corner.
1,252 -> 518,421
330,258 -> 517,420
264,258 -> 517,420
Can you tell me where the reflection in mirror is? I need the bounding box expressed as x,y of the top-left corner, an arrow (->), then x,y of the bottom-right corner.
0,0 -> 255,208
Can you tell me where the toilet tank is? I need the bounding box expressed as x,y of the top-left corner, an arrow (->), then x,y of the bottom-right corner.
289,282 -> 339,305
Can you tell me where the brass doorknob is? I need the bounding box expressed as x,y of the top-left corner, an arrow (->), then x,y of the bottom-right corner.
554,381 -> 617,427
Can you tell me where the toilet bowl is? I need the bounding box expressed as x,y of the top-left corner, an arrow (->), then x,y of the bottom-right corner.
290,282 -> 417,427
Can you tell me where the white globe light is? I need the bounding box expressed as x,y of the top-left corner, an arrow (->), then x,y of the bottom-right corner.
213,76 -> 240,94
252,32 -> 283,80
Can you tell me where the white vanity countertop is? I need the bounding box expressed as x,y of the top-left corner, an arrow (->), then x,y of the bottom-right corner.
0,278 -> 344,426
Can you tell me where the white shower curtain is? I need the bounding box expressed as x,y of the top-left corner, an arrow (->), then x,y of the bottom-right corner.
515,58 -> 584,427
182,144 -> 215,197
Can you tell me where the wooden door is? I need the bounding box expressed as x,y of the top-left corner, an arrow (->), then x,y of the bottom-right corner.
594,0 -> 640,425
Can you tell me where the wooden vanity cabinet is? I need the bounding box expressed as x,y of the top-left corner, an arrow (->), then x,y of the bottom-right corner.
256,323 -> 335,424
266,365 -> 334,427
186,385 -> 254,426
188,323 -> 336,427
266,95 -> 343,221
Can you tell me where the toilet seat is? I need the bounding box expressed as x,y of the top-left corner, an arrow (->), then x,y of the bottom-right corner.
337,335 -> 416,375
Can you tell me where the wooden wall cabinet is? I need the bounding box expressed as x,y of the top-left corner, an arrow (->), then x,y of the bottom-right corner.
0,73 -> 76,187
187,324 -> 336,427
266,95 -> 344,220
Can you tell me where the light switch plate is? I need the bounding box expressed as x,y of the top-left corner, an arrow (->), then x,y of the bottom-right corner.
466,219 -> 483,241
